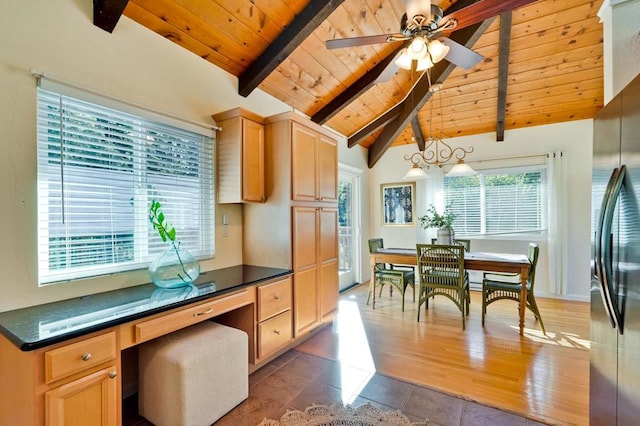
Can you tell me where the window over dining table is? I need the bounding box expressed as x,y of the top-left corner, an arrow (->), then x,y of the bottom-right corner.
444,166 -> 547,237
36,86 -> 215,285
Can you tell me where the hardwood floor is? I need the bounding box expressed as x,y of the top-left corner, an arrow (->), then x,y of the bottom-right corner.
295,283 -> 590,426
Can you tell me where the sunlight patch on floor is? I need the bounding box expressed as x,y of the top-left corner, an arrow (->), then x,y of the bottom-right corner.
516,327 -> 591,349
335,297 -> 375,404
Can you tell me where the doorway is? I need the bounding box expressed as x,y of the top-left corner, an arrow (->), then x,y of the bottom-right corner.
338,164 -> 362,291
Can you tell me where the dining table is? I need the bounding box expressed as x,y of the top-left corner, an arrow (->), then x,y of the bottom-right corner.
370,247 -> 531,335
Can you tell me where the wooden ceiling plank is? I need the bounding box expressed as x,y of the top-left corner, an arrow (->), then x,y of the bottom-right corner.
94,0 -> 129,33
496,11 -> 512,142
124,2 -> 246,75
170,0 -> 270,54
238,0 -> 346,97
128,0 -> 260,67
367,19 -> 494,168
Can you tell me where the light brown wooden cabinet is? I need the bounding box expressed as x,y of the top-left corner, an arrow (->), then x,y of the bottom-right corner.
256,277 -> 292,360
292,206 -> 338,336
244,112 -> 340,339
45,366 -> 118,426
0,329 -> 119,426
213,108 -> 265,203
291,122 -> 337,202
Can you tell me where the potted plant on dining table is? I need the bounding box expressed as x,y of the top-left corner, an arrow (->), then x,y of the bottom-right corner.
419,204 -> 457,244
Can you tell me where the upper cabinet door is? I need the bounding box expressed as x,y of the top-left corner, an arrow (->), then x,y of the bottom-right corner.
291,122 -> 318,201
242,118 -> 265,202
317,135 -> 337,202
291,122 -> 337,202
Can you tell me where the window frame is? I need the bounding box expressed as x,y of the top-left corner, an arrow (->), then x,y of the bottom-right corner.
36,84 -> 215,285
444,164 -> 548,239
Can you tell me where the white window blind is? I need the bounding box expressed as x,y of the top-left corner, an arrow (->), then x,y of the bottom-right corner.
444,166 -> 547,236
37,88 -> 214,284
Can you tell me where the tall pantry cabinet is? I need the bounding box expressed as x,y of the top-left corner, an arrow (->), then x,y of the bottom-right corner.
243,112 -> 339,338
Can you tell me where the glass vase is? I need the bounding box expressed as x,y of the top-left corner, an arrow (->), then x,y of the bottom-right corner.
148,243 -> 200,289
437,227 -> 455,245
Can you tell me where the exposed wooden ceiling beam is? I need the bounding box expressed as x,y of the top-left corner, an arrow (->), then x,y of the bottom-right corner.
411,115 -> 426,151
238,0 -> 345,98
311,42 -> 408,124
93,0 -> 129,33
367,19 -> 494,168
496,12 -> 512,142
347,104 -> 402,148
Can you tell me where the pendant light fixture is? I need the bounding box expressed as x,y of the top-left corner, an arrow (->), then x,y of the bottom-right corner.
403,78 -> 476,179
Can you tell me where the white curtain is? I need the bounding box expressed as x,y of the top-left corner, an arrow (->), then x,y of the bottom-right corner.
546,151 -> 568,295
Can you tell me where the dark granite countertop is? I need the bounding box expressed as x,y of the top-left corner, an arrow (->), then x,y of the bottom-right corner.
0,265 -> 292,351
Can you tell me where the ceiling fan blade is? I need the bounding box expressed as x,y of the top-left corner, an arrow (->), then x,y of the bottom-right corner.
326,34 -> 401,49
440,37 -> 483,69
440,0 -> 536,31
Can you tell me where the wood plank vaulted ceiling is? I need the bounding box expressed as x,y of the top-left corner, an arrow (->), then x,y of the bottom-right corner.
109,0 -> 603,167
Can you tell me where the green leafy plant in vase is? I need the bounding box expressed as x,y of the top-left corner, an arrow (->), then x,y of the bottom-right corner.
419,204 -> 457,244
148,200 -> 200,288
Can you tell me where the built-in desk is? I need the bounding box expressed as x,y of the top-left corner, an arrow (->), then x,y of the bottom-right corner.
0,265 -> 304,426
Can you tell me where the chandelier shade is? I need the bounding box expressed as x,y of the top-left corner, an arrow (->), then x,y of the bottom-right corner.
403,80 -> 475,178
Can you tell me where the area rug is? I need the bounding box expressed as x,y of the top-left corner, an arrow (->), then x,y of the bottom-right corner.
258,402 -> 428,426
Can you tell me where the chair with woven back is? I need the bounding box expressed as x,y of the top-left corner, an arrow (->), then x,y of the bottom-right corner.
367,238 -> 415,311
481,242 -> 545,334
416,244 -> 470,329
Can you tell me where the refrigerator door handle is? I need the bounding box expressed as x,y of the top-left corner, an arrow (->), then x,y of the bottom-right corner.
600,165 -> 626,331
595,167 -> 619,329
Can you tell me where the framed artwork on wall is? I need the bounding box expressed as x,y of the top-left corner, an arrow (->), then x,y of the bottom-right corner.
380,182 -> 415,226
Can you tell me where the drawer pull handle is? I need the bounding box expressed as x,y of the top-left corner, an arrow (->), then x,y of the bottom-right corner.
82,353 -> 92,361
273,329 -> 281,335
109,371 -> 117,379
194,308 -> 214,317
274,295 -> 281,301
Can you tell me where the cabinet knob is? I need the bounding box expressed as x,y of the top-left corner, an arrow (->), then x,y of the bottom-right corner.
273,329 -> 281,335
274,295 -> 281,301
81,353 -> 92,361
109,371 -> 117,379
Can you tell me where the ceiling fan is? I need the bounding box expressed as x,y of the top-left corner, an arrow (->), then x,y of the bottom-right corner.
326,0 -> 534,71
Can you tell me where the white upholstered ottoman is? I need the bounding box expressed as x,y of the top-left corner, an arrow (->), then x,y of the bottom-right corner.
138,321 -> 248,426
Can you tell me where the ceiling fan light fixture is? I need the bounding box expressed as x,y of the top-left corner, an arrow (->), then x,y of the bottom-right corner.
416,56 -> 434,71
395,49 -> 413,70
446,160 -> 477,177
408,37 -> 428,60
427,39 -> 450,63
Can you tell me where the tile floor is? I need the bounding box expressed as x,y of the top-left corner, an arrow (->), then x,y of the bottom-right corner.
124,348 -> 549,425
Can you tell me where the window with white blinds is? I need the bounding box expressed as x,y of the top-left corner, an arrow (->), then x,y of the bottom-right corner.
37,88 -> 214,284
444,166 -> 547,237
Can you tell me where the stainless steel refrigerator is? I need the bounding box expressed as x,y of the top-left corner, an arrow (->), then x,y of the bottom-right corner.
591,73 -> 640,425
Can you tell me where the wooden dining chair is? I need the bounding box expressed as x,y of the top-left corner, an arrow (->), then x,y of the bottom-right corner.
481,242 -> 545,334
367,238 -> 415,311
416,244 -> 470,329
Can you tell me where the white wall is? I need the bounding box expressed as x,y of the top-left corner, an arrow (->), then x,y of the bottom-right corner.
0,0 -> 291,311
599,0 -> 640,102
369,120 -> 593,301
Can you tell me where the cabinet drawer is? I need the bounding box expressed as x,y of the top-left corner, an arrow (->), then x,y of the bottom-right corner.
135,289 -> 251,344
258,310 -> 292,359
45,332 -> 116,384
257,277 -> 292,322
